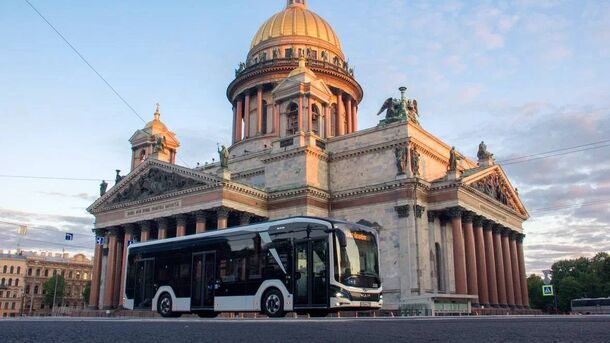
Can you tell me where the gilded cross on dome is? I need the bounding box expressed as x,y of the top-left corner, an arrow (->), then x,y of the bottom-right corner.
154,103 -> 161,121
287,0 -> 306,8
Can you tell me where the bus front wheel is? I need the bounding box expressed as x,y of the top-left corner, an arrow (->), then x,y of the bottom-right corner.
262,289 -> 286,318
158,293 -> 180,318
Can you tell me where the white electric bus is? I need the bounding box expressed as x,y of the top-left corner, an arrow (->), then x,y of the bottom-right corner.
571,297 -> 610,314
123,216 -> 382,317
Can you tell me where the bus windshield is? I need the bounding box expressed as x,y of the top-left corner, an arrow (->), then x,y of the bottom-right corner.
334,224 -> 380,288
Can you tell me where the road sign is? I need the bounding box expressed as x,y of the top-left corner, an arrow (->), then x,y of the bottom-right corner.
542,285 -> 554,296
65,233 -> 74,241
96,236 -> 105,245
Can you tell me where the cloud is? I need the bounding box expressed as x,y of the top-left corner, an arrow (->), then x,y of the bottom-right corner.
38,191 -> 98,202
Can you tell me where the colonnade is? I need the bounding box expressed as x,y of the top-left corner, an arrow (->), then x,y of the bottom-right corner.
432,207 -> 529,308
232,86 -> 358,144
88,207 -> 257,310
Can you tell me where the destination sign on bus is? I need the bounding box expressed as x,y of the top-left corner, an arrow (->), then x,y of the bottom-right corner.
349,232 -> 370,241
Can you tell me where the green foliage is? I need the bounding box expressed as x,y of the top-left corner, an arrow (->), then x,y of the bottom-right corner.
82,281 -> 91,305
527,274 -> 554,310
541,252 -> 610,313
43,274 -> 66,308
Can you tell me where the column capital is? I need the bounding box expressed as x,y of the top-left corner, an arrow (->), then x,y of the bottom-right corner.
501,227 -> 512,237
106,227 -> 120,236
446,206 -> 462,219
473,215 -> 484,227
93,228 -> 106,237
414,205 -> 426,218
174,214 -> 187,225
195,211 -> 208,221
217,207 -> 230,219
492,224 -> 503,234
239,212 -> 252,225
394,205 -> 410,218
462,210 -> 475,223
157,217 -> 169,226
516,233 -> 526,243
427,210 -> 437,223
139,221 -> 152,231
123,224 -> 136,236
482,219 -> 494,231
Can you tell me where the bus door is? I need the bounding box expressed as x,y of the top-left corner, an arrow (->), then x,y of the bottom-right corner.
191,252 -> 216,308
134,258 -> 155,309
294,239 -> 328,308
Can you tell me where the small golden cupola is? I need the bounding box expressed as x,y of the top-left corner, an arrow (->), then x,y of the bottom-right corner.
128,104 -> 180,170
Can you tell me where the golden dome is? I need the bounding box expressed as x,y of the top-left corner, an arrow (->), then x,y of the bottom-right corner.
250,1 -> 341,51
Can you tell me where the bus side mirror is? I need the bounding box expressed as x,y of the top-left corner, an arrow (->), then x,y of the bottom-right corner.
335,230 -> 347,248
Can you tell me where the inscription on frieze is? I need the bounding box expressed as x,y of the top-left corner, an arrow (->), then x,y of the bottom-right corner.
125,200 -> 181,218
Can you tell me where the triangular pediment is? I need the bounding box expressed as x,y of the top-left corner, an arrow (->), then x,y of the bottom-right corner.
462,165 -> 528,218
87,159 -> 221,213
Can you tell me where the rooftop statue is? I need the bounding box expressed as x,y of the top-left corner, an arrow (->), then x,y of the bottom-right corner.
377,87 -> 420,126
99,180 -> 108,197
477,141 -> 493,160
448,146 -> 462,172
218,144 -> 229,169
153,135 -> 166,153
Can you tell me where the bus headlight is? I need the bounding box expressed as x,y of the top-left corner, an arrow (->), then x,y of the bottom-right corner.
335,289 -> 352,300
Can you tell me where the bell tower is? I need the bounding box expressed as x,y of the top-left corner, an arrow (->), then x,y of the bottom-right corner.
128,104 -> 180,171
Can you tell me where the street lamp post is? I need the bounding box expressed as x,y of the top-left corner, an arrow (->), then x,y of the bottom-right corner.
52,269 -> 59,316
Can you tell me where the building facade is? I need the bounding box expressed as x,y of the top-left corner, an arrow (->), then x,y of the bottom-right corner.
0,251 -> 92,317
0,254 -> 27,317
88,0 -> 530,314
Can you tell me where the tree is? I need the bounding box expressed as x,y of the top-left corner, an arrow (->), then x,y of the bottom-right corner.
557,276 -> 582,312
43,274 -> 66,308
82,281 -> 91,305
527,274 -> 554,311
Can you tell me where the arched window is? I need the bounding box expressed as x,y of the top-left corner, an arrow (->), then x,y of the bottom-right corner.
14,279 -> 19,287
435,243 -> 443,291
311,104 -> 320,135
36,269 -> 40,277
76,272 -> 81,280
69,271 -> 73,279
26,285 -> 30,294
8,278 -> 12,286
83,272 -> 88,280
2,266 -> 6,273
28,268 -> 32,276
1,278 -> 4,286
44,269 -> 49,277
34,285 -> 39,294
287,102 -> 299,134
139,149 -> 146,161
261,100 -> 268,134
10,266 -> 14,274
16,267 -> 20,274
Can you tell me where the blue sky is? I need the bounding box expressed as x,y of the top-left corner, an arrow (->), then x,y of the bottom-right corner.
0,0 -> 609,273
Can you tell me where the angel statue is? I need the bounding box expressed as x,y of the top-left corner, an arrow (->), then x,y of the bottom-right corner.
376,98 -> 398,119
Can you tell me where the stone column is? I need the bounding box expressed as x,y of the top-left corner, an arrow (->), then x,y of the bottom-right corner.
492,225 -> 507,307
473,216 -> 489,307
510,232 -> 523,307
483,221 -> 499,307
324,105 -> 332,138
427,211 -> 441,292
517,234 -> 530,307
346,97 -> 352,134
232,104 -> 237,144
176,215 -> 187,237
139,221 -> 151,242
337,92 -> 345,135
448,207 -> 467,295
89,228 -> 105,309
195,212 -> 207,234
244,93 -> 251,138
462,211 -> 478,304
236,97 -> 243,142
273,103 -> 280,135
217,208 -> 229,229
296,94 -> 303,132
113,231 -> 124,307
352,104 -> 358,132
102,228 -> 118,309
239,213 -> 251,226
307,97 -> 313,133
501,228 -> 516,307
119,225 -> 134,306
256,87 -> 263,134
157,218 -> 168,240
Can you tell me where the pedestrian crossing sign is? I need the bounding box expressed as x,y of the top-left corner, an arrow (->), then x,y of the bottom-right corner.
542,285 -> 554,296
65,233 -> 74,241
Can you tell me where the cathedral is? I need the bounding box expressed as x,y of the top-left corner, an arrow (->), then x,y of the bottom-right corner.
88,0 -> 531,315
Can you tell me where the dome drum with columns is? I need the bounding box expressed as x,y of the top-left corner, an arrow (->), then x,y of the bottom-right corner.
87,1 -> 533,316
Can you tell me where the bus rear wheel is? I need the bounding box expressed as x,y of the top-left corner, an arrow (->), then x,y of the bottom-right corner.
158,293 -> 180,318
262,289 -> 285,318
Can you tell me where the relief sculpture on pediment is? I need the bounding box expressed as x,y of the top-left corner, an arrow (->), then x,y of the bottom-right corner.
111,168 -> 205,204
472,173 -> 514,208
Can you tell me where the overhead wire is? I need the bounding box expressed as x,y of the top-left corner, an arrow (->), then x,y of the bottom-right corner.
23,0 -> 191,168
